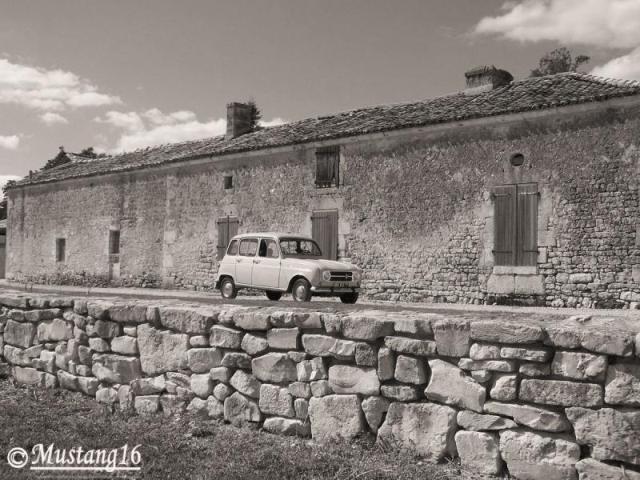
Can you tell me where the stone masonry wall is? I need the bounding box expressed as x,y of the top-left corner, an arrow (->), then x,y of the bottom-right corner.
1,291 -> 639,479
6,100 -> 640,307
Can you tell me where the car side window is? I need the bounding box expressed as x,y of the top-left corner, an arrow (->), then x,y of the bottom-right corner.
239,238 -> 258,257
226,239 -> 238,256
259,239 -> 279,258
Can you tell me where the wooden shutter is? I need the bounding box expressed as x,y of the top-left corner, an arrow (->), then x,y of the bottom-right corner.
493,185 -> 516,266
311,210 -> 338,260
516,183 -> 538,266
216,217 -> 239,260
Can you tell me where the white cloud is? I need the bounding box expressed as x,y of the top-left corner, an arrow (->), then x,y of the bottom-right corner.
96,108 -> 287,153
0,58 -> 121,111
0,135 -> 20,150
591,46 -> 640,81
39,112 -> 68,126
0,175 -> 21,189
259,117 -> 286,128
475,0 -> 640,48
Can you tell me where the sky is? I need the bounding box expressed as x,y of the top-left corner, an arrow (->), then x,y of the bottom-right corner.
1,0 -> 639,185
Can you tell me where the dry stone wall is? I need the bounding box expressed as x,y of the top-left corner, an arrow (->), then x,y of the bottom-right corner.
1,291 -> 639,479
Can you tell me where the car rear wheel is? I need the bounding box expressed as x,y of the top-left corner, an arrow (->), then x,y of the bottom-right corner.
291,278 -> 312,302
266,291 -> 283,301
220,277 -> 237,300
340,292 -> 359,304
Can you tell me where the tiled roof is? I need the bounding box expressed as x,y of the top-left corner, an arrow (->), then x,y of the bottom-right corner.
12,73 -> 640,188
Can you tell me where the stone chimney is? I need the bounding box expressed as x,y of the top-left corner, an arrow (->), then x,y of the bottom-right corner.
464,66 -> 513,95
226,102 -> 254,139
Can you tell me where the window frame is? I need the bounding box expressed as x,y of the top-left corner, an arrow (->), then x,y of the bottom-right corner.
258,238 -> 280,259
315,146 -> 340,188
56,238 -> 66,263
238,238 -> 259,257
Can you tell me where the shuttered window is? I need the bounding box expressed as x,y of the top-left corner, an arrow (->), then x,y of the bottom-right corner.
311,210 -> 338,260
56,238 -> 66,263
493,183 -> 538,266
216,216 -> 239,260
316,146 -> 340,188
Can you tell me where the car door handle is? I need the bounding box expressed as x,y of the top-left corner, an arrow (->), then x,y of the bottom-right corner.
253,260 -> 260,264
236,258 -> 242,262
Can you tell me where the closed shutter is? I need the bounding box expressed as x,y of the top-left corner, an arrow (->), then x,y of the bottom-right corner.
517,183 -> 538,266
493,185 -> 516,266
311,210 -> 338,260
216,217 -> 239,260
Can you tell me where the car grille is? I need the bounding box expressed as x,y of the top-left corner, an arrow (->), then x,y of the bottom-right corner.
329,271 -> 353,282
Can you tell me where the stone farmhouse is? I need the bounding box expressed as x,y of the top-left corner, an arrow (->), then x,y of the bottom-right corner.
5,67 -> 640,307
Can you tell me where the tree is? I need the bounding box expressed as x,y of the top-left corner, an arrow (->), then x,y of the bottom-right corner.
247,99 -> 262,131
42,146 -> 71,170
530,47 -> 590,77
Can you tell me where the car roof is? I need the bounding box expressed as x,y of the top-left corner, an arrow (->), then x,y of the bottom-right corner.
230,232 -> 314,241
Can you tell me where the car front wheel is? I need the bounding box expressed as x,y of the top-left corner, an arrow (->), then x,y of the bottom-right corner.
340,292 -> 359,304
220,277 -> 238,300
266,291 -> 283,301
291,278 -> 312,302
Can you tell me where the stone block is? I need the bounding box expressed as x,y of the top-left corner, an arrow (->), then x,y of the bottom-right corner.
57,370 -> 78,391
221,352 -> 252,369
288,381 -> 311,399
456,410 -> 516,431
160,394 -> 187,416
88,337 -> 110,352
5,320 -> 35,348
110,336 -> 138,355
207,396 -> 225,418
377,346 -> 395,381
310,380 -> 332,397
520,362 -> 551,377
340,314 -> 394,340
354,342 -> 377,367
455,431 -> 503,476
230,370 -> 261,399
383,336 -> 437,356
213,383 -> 233,402
501,346 -> 551,362
92,354 -> 142,384
209,325 -> 243,349
393,316 -> 432,336
96,387 -> 118,404
377,402 -> 457,461
252,353 -> 297,383
605,363 -> 640,406
190,373 -> 213,399
301,334 -> 357,360
470,320 -> 544,344
158,306 -> 215,334
328,365 -> 380,395
514,274 -> 545,295
575,458 -> 640,480
78,376 -> 99,396
380,384 -> 420,402
294,398 -> 308,419
135,395 -> 160,415
187,348 -> 223,373
499,430 -> 580,480
567,407 -> 640,466
425,359 -> 485,412
552,351 -> 607,381
490,374 -> 517,401
210,366 -> 232,383
188,335 -> 208,347
137,324 -> 189,375
107,303 -> 148,324
240,333 -> 268,356
24,308 -> 62,322
233,311 -> 271,330
91,319 -> 120,339
433,318 -> 470,357
394,355 -> 427,384
259,384 -> 294,417
484,401 -> 570,432
308,395 -> 365,441
458,358 -> 516,372
470,343 -> 501,360
580,327 -> 634,357
87,300 -> 112,320
297,357 -> 327,381
263,417 -> 310,437
361,396 -> 389,433
520,379 -> 603,407
224,392 -> 261,425
267,328 -> 299,350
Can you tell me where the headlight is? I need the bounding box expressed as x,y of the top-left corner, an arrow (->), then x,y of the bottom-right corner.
322,271 -> 332,281
353,270 -> 362,282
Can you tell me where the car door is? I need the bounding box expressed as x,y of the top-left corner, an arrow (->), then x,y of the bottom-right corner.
252,238 -> 281,289
236,238 -> 258,285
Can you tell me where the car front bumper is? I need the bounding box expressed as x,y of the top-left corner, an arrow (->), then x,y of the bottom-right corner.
310,286 -> 360,294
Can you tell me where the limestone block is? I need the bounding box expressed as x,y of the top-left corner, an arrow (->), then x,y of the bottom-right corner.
187,348 -> 223,373
580,327 -> 634,357
186,397 -> 208,414
377,402 -> 457,461
5,320 -> 35,348
484,401 -> 570,432
91,320 -> 120,339
605,363 -> 640,406
56,370 -> 78,391
213,383 -> 233,402
92,354 -> 142,384
393,317 -> 432,336
381,385 -> 420,402
137,324 -> 189,375
501,346 -> 551,362
158,306 -> 215,334
425,359 -> 485,412
301,334 -> 357,360
328,365 -> 380,395
294,398 -> 308,419
433,318 -> 470,357
188,335 -> 208,347
499,430 -> 580,480
567,407 -> 640,465
207,396 -> 225,418
308,395 -> 365,441
4,345 -> 32,367
96,387 -> 118,404
86,300 -> 113,320
209,325 -> 243,348
224,392 -> 261,425
230,370 -> 261,399
221,352 -> 252,369
287,351 -> 308,363
575,458 -> 640,480
455,431 -> 503,476
190,373 -> 213,399
110,336 -> 138,355
340,314 -> 394,340
458,358 -> 516,372
297,357 -> 327,381
310,380 -> 332,397
135,395 -> 160,415
107,303 -> 148,324
160,394 -> 187,416
88,338 -> 110,353
520,362 -> 551,377
78,376 -> 99,396
383,336 -> 437,356
288,381 -> 311,399
490,374 -> 517,401
240,334 -> 268,356
24,309 -> 62,322
131,375 -> 166,395
471,369 -> 492,383
252,353 -> 297,383
361,396 -> 389,433
259,384 -> 294,417
263,417 -> 310,437
233,311 -> 271,331
267,328 -> 299,350
355,343 -> 377,367
470,320 -> 544,344
551,351 -> 608,381
456,410 -> 516,431
377,346 -> 395,381
470,343 -> 501,360
520,379 -> 603,407
394,355 -> 427,384
209,366 -> 232,383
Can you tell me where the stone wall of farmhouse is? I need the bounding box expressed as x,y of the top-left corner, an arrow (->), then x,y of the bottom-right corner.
6,100 -> 640,307
1,292 -> 640,479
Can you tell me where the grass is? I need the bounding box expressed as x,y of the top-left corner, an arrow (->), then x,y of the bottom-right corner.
0,379 -> 468,480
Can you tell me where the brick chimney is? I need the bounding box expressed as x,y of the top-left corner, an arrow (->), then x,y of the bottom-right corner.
464,66 -> 513,95
226,102 -> 253,139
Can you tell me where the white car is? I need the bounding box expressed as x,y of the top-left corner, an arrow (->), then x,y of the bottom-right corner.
215,232 -> 362,303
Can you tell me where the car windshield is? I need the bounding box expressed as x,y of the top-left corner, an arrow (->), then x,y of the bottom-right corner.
279,238 -> 323,258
